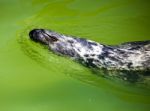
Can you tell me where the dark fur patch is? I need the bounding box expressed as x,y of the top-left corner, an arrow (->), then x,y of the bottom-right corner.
91,54 -> 95,56
127,62 -> 133,68
86,58 -> 97,67
84,54 -> 89,57
98,55 -> 105,60
88,42 -> 97,46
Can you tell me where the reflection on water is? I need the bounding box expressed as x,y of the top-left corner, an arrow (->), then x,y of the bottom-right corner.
0,0 -> 150,111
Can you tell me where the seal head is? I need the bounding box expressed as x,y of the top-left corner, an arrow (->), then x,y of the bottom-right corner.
29,29 -> 58,45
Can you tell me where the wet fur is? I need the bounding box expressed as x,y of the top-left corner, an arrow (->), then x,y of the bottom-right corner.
29,29 -> 150,83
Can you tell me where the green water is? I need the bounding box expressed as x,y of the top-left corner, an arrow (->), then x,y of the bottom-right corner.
0,0 -> 150,111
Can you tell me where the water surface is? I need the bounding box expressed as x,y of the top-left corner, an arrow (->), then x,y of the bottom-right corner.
0,0 -> 150,111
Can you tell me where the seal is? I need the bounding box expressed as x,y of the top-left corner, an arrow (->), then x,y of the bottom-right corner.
29,29 -> 150,83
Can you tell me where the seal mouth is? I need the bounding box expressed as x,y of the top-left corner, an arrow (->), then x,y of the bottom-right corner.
29,29 -> 58,45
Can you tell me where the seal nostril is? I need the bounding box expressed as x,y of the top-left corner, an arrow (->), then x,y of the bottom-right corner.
29,30 -> 34,38
29,29 -> 37,39
29,29 -> 42,41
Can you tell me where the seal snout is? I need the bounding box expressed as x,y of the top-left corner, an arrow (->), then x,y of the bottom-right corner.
29,29 -> 49,45
29,29 -> 43,41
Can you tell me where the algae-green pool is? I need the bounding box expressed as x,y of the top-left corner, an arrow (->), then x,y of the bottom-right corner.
0,0 -> 150,111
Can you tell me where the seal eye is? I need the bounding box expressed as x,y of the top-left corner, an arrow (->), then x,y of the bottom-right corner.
49,35 -> 58,42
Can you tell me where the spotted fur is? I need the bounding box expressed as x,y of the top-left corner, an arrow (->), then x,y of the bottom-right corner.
29,29 -> 150,83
